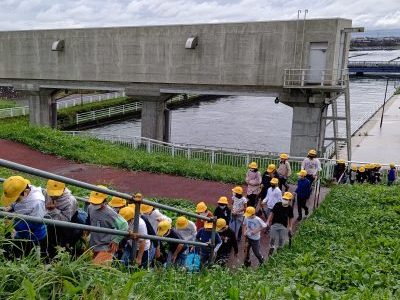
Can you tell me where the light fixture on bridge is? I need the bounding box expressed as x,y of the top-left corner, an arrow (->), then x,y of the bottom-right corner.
51,39 -> 65,51
185,36 -> 198,49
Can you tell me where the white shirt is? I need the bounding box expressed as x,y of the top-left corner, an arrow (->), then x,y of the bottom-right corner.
13,185 -> 46,218
262,187 -> 282,209
175,220 -> 197,241
232,196 -> 248,216
128,218 -> 150,251
243,216 -> 267,240
146,209 -> 172,233
301,158 -> 322,176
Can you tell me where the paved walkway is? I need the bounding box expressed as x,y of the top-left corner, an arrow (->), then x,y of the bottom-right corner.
352,94 -> 400,163
0,139 -> 329,267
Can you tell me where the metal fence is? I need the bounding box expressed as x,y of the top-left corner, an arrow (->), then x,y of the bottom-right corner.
0,158 -> 216,263
66,130 -> 337,180
0,106 -> 29,118
56,91 -> 125,110
283,69 -> 348,87
76,102 -> 142,124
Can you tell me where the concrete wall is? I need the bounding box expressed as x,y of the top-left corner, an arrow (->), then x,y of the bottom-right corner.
0,18 -> 351,90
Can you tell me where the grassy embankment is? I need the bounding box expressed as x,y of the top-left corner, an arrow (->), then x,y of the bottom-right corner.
0,118 -> 245,184
0,99 -> 16,109
0,172 -> 398,299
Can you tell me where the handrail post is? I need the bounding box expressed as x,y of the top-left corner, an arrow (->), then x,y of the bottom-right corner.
209,216 -> 217,265
131,195 -> 142,263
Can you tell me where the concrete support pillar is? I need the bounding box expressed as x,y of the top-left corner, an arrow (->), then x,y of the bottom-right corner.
29,89 -> 57,128
289,106 -> 327,157
140,95 -> 173,142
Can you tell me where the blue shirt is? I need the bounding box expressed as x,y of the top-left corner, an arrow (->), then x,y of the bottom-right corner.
196,228 -> 221,255
295,178 -> 312,199
388,169 -> 396,181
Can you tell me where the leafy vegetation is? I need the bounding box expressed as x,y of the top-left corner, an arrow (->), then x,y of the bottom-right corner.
0,118 -> 245,184
0,168 -> 398,299
0,99 -> 16,109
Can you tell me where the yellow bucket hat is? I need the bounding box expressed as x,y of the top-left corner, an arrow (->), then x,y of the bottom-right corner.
1,176 -> 30,206
88,185 -> 109,205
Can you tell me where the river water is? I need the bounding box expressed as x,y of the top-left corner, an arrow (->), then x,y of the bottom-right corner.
87,50 -> 400,153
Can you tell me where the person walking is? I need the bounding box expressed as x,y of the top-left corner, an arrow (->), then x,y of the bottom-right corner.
301,149 -> 321,184
86,185 -> 128,265
333,159 -> 347,184
245,162 -> 262,208
1,176 -> 48,258
277,154 -> 291,192
267,192 -> 294,256
259,164 -> 279,200
261,178 -> 282,220
44,180 -> 79,258
388,163 -> 397,186
215,218 -> 238,266
356,166 -> 367,183
195,201 -> 213,230
108,197 -> 127,213
229,186 -> 247,241
196,221 -> 222,266
175,216 -> 197,242
295,170 -> 311,221
140,202 -> 172,233
348,165 -> 357,185
213,196 -> 231,224
156,220 -> 187,267
243,206 -> 267,267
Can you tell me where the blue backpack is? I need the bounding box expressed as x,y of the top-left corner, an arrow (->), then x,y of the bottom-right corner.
185,251 -> 201,272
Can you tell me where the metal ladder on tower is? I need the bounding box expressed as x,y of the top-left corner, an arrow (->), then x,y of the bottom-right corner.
321,79 -> 352,161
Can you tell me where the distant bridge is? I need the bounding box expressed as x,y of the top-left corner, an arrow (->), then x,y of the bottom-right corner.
348,61 -> 400,74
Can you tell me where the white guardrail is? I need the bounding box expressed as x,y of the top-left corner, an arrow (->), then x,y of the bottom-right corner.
0,92 -> 125,119
65,131 -> 338,180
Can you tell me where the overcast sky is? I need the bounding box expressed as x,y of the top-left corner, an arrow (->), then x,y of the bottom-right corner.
0,0 -> 399,31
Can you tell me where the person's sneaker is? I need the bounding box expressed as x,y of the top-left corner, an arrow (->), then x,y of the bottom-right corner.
297,216 -> 302,221
268,248 -> 274,257
259,256 -> 265,266
244,260 -> 251,267
305,207 -> 309,216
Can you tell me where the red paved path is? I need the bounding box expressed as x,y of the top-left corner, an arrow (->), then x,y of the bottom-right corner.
0,139 -> 235,204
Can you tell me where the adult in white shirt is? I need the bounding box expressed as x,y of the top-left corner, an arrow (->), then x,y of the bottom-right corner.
140,203 -> 172,233
262,177 -> 282,219
228,186 -> 248,241
301,149 -> 322,184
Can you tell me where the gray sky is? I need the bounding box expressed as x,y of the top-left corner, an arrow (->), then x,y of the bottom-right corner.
0,0 -> 399,31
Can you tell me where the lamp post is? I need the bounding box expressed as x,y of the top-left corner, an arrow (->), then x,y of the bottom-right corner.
379,76 -> 389,129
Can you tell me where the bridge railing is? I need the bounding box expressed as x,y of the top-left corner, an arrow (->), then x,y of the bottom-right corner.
56,91 -> 126,110
283,69 -> 348,87
0,106 -> 29,119
348,61 -> 400,67
76,102 -> 142,124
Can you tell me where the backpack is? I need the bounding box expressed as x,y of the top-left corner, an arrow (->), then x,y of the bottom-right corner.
185,250 -> 201,272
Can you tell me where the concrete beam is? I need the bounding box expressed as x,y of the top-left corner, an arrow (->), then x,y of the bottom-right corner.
139,95 -> 174,142
289,105 -> 327,157
29,89 -> 58,128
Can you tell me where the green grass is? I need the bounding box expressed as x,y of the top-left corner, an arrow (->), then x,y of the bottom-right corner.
0,178 -> 398,298
0,99 -> 16,109
57,96 -> 134,127
395,87 -> 400,95
0,118 -> 245,184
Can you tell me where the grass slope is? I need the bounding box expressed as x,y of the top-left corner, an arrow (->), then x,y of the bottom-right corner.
0,178 -> 398,299
0,99 -> 16,109
0,118 -> 245,184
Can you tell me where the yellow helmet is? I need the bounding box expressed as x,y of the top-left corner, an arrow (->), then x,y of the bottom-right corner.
88,185 -> 109,205
359,166 -> 365,173
267,164 -> 276,173
280,153 -> 289,160
244,206 -> 256,218
351,165 -> 357,171
140,204 -> 154,214
134,193 -> 143,201
196,201 -> 208,213
175,216 -> 189,229
365,164 -> 373,169
1,176 -> 30,206
216,218 -> 227,231
337,159 -> 345,164
308,149 -> 317,156
157,220 -> 172,236
119,206 -> 135,221
217,196 -> 229,205
108,197 -> 127,208
232,186 -> 243,195
270,177 -> 279,185
204,221 -> 213,229
390,163 -> 395,168
248,162 -> 258,169
282,192 -> 293,200
297,169 -> 307,177
46,180 -> 65,197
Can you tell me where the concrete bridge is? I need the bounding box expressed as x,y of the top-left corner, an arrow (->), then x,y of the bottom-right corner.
0,18 -> 355,156
348,61 -> 400,75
